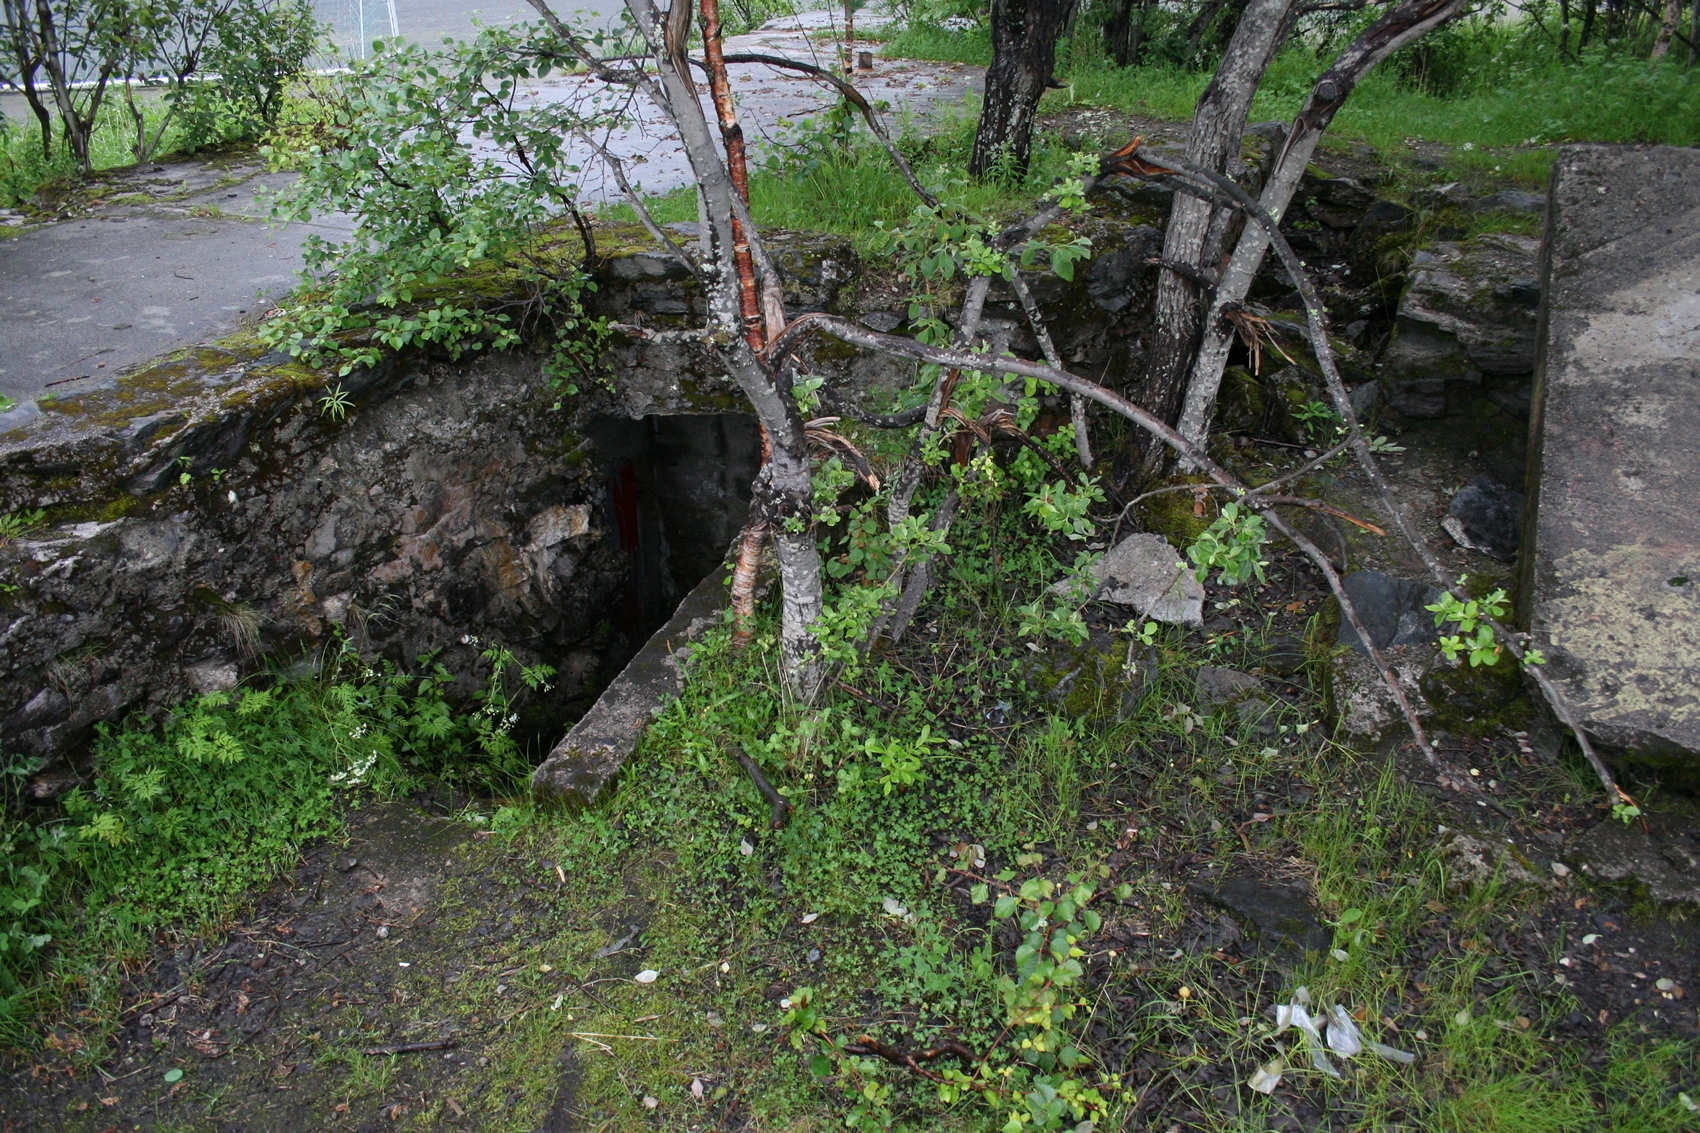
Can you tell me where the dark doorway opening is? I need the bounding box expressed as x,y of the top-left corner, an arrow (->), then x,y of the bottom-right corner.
585,413 -> 763,640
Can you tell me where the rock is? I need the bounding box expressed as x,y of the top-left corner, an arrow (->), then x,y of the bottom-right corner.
1196,666 -> 1274,732
531,570 -> 730,809
1195,666 -> 1262,711
860,310 -> 902,333
1437,829 -> 1544,891
1082,228 -> 1161,313
1325,644 -> 1434,744
1304,174 -> 1378,229
1378,233 -> 1542,418
1470,189 -> 1545,214
1443,475 -> 1523,561
1570,797 -> 1700,906
1075,533 -> 1204,626
1335,571 -> 1444,653
1188,877 -> 1328,961
1523,145 -> 1700,766
185,658 -> 239,693
1023,631 -> 1157,722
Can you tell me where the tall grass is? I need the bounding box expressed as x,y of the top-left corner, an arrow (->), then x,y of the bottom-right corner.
884,21 -> 1700,172
0,96 -> 183,208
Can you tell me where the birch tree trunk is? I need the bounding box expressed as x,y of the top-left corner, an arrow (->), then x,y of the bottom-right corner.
1174,0 -> 1468,454
623,0 -> 827,699
1129,0 -> 1295,469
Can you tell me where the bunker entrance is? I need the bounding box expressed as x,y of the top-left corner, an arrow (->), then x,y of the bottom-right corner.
585,413 -> 762,643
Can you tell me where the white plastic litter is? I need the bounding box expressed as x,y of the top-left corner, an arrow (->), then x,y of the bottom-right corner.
1254,987 -> 1417,1093
1247,1057 -> 1285,1094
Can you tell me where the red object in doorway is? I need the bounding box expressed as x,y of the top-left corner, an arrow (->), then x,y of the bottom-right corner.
610,463 -> 639,553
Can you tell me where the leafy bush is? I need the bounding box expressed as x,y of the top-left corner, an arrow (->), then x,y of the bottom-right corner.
0,639 -> 550,1044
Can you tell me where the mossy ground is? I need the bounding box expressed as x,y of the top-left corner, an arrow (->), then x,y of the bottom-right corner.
7,504 -> 1695,1131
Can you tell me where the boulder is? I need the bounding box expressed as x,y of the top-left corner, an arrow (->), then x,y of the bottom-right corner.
1522,144 -> 1700,767
1073,533 -> 1204,626
1378,234 -> 1542,418
1335,571 -> 1444,653
1443,475 -> 1524,561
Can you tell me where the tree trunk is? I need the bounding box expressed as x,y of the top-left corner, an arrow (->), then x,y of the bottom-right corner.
1651,0 -> 1680,57
1173,0 -> 1468,455
1580,0 -> 1597,46
1126,0 -> 1295,474
1104,0 -> 1148,66
626,0 -> 826,698
969,0 -> 1077,181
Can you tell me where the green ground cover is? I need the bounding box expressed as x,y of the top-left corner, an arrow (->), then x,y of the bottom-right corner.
882,21 -> 1700,184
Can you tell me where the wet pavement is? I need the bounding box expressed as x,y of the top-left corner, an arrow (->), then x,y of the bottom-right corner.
0,12 -> 979,409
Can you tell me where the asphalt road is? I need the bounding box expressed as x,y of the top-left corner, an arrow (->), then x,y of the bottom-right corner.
0,15 -> 978,415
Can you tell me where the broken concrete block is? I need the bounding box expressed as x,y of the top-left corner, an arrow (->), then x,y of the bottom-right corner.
531,569 -> 730,809
1523,144 -> 1700,765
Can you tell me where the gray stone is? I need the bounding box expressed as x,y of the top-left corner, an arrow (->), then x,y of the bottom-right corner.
1077,533 -> 1204,626
1522,145 -> 1700,764
1437,828 -> 1545,891
1335,571 -> 1444,653
1470,189 -> 1546,214
1443,475 -> 1524,561
185,658 -> 239,693
1187,877 -> 1328,961
1571,797 -> 1700,906
1195,666 -> 1263,711
1325,643 -> 1434,744
1378,233 -> 1542,418
531,569 -> 731,809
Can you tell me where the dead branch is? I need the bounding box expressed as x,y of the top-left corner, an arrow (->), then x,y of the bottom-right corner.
610,322 -> 722,343
786,313 -> 1499,795
1120,143 -> 1627,806
819,387 -> 929,429
363,1040 -> 456,1056
1175,0 -> 1468,450
843,1036 -> 978,1082
734,747 -> 790,828
575,129 -> 699,278
1007,271 -> 1090,469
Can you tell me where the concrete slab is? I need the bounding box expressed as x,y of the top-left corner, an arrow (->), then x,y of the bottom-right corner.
0,161 -> 348,403
1522,144 -> 1700,765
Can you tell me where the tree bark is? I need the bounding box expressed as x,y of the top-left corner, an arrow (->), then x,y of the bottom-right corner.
969,0 -> 1077,180
1650,0 -> 1680,57
1128,0 -> 1296,472
1104,0 -> 1149,66
619,0 -> 826,698
1174,0 -> 1467,454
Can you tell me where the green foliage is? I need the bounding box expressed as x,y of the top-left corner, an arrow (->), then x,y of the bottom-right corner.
1187,501 -> 1269,587
1426,582 -> 1510,667
0,508 -> 46,544
0,636 -> 549,1043
261,23 -> 612,380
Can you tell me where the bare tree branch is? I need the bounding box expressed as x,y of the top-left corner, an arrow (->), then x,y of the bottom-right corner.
1175,0 -> 1468,451
575,128 -> 701,278
711,53 -> 939,209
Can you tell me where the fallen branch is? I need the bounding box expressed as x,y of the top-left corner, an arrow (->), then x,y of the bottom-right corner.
1116,142 -> 1627,807
844,1036 -> 978,1082
735,747 -> 790,828
363,1039 -> 457,1056
785,312 -> 1495,796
